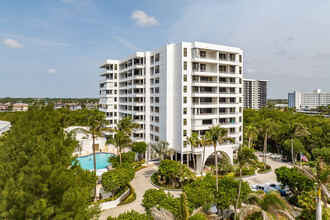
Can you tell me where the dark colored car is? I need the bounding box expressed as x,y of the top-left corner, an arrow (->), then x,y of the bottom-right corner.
282,156 -> 292,162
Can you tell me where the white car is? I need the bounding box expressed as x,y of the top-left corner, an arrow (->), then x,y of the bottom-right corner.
270,153 -> 277,159
251,184 -> 277,193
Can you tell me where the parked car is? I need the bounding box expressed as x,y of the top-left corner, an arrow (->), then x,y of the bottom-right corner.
259,152 -> 272,157
270,153 -> 281,159
282,156 -> 292,162
251,184 -> 277,193
268,182 -> 291,196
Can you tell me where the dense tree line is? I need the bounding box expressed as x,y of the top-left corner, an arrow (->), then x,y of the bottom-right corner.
0,104 -> 99,219
0,97 -> 98,104
244,109 -> 330,162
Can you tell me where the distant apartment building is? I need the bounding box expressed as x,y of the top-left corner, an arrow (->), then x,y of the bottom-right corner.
85,103 -> 98,110
99,42 -> 244,169
0,103 -> 10,112
0,120 -> 11,135
288,89 -> 330,109
12,103 -> 28,112
243,79 -> 267,110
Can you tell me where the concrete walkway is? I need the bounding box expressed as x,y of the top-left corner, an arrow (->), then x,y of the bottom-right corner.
243,155 -> 293,186
99,164 -> 181,220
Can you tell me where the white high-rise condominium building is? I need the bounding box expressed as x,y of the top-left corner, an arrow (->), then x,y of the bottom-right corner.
288,89 -> 330,109
99,42 -> 243,170
243,79 -> 267,110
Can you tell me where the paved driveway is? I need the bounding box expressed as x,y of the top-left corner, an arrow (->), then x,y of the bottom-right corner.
243,155 -> 292,186
99,164 -> 181,220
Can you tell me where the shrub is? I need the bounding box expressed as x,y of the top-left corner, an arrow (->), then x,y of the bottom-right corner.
189,213 -> 207,220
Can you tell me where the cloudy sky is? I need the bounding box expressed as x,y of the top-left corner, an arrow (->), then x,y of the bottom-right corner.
1,0 -> 329,98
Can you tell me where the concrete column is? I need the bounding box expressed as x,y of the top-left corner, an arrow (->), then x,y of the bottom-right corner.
180,153 -> 183,164
196,154 -> 202,173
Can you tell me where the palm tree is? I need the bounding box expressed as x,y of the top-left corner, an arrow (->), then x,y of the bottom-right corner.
240,191 -> 294,220
286,121 -> 310,164
186,132 -> 199,172
209,125 -> 235,191
116,116 -> 140,135
199,131 -> 211,180
244,124 -> 258,148
295,159 -> 330,220
151,140 -> 170,161
234,145 -> 258,220
108,131 -> 132,165
71,109 -> 110,199
258,119 -> 276,170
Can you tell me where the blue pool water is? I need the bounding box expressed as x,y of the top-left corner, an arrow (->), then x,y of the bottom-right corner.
75,153 -> 115,170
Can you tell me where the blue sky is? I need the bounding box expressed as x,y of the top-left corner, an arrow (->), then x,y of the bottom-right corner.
1,0 -> 330,98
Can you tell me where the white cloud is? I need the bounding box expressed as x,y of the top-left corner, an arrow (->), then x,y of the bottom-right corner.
46,69 -> 57,74
3,38 -> 24,49
131,10 -> 159,27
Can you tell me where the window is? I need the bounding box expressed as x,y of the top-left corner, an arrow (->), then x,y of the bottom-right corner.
219,66 -> 226,72
183,108 -> 187,114
183,86 -> 187,93
155,107 -> 159,113
183,119 -> 187,125
183,97 -> 187,104
155,116 -> 159,122
239,55 -> 242,63
183,130 -> 187,136
183,61 -> 187,70
200,64 -> 206,71
155,77 -> 159,84
155,97 -> 159,103
150,106 -> 154,112
115,64 -> 118,70
155,87 -> 159,93
229,54 -> 235,61
200,51 -> 206,58
114,112 -> 117,116
183,141 -> 187,148
150,125 -> 154,131
155,65 -> 159,74
183,75 -> 187,82
155,136 -> 159,141
155,53 -> 159,62
219,53 -> 226,60
183,48 -> 187,57
114,73 -> 117,79
114,104 -> 117,109
155,126 -> 159,133
150,56 -> 154,64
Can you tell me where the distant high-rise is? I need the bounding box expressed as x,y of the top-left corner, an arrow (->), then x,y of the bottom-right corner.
99,41 -> 244,169
243,79 -> 267,110
288,89 -> 330,109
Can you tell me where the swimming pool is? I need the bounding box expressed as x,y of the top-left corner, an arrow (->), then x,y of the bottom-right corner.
75,152 -> 115,170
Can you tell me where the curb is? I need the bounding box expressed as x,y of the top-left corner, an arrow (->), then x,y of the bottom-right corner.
257,168 -> 273,174
235,173 -> 257,179
149,174 -> 183,192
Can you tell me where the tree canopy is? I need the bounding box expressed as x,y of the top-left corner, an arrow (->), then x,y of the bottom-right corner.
0,104 -> 99,219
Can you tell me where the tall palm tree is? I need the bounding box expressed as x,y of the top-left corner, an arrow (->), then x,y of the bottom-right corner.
199,131 -> 211,180
151,140 -> 170,161
71,109 -> 110,200
286,121 -> 310,164
258,119 -> 276,170
116,116 -> 140,135
186,132 -> 199,172
295,159 -> 330,220
108,131 -> 132,165
244,124 -> 258,148
234,145 -> 258,220
209,125 -> 235,191
240,191 -> 295,220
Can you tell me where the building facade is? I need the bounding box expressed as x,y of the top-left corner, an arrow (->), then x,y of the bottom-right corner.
288,89 -> 330,109
243,79 -> 267,110
12,103 -> 28,112
99,42 -> 243,169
